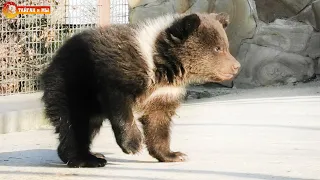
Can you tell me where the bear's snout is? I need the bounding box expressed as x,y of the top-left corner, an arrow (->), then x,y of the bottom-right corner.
215,54 -> 241,82
225,54 -> 241,75
231,59 -> 241,75
232,60 -> 241,73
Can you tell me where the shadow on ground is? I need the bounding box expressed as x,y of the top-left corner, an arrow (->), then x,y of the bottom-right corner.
0,149 -> 317,180
0,149 -> 66,167
0,149 -> 154,167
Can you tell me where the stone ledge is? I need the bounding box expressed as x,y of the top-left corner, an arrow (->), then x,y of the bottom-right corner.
0,92 -> 49,134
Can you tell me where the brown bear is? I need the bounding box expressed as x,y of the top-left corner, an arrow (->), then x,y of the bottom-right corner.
41,12 -> 240,168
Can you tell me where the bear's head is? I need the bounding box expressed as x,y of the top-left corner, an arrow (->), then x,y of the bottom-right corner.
154,12 -> 241,84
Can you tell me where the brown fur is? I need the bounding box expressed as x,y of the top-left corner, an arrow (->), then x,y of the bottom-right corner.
133,12 -> 240,162
41,12 -> 240,167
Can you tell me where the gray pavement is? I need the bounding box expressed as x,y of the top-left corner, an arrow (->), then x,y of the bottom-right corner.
0,87 -> 320,180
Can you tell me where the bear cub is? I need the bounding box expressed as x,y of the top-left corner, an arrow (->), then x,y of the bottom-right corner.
41,12 -> 241,168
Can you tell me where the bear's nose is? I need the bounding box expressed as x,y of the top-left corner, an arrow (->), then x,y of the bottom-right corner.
232,62 -> 241,71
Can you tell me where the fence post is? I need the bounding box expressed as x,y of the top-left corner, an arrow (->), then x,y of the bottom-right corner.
98,0 -> 110,26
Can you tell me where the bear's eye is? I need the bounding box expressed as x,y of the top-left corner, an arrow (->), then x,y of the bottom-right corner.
214,46 -> 222,53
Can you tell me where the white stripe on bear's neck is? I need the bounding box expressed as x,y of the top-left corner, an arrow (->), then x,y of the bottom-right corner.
145,86 -> 186,103
134,14 -> 178,85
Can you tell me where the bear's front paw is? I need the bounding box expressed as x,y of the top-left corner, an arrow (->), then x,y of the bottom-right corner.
117,126 -> 143,154
156,151 -> 188,162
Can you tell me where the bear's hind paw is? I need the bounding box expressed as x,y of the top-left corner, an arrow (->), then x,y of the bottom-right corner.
66,154 -> 107,168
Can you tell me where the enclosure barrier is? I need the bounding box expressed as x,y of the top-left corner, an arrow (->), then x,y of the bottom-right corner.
0,0 -> 129,96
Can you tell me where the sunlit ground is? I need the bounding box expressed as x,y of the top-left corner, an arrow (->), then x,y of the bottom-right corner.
1,81 -> 320,180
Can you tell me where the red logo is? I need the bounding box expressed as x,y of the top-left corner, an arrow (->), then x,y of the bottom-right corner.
2,1 -> 51,19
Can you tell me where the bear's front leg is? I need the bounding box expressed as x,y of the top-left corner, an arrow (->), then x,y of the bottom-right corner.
139,99 -> 187,162
110,111 -> 143,155
100,90 -> 143,155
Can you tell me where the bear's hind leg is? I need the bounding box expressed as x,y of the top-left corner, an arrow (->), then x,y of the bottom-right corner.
88,116 -> 106,159
57,112 -> 107,168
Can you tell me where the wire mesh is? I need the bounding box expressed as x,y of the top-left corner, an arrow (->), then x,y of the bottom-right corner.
0,0 -> 129,96
110,0 -> 129,24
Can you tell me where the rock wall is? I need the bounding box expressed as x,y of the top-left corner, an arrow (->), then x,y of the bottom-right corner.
129,0 -> 320,87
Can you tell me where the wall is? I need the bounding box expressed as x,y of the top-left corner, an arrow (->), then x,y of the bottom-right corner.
129,0 -> 320,88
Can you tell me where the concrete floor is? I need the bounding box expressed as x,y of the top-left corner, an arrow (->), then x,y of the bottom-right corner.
0,87 -> 320,180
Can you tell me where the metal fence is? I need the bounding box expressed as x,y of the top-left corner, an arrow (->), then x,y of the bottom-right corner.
0,0 -> 129,96
110,0 -> 129,24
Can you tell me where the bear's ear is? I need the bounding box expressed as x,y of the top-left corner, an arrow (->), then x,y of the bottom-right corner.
165,14 -> 201,44
216,12 -> 230,29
